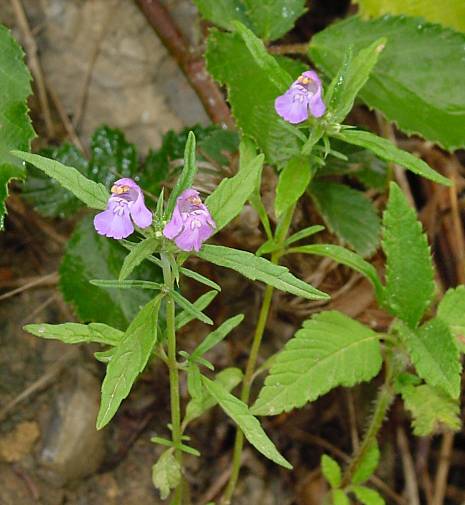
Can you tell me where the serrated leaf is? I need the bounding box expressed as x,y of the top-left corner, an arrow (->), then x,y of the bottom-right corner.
288,244 -> 384,304
171,290 -> 213,325
202,376 -> 292,469
321,454 -> 342,488
310,181 -> 380,257
119,237 -> 159,281
353,0 -> 465,33
0,25 -> 35,229
437,286 -> 465,348
309,15 -> 465,151
152,450 -> 181,500
398,318 -> 461,399
96,295 -> 162,429
382,182 -> 434,327
206,29 -> 300,166
252,311 -> 382,415
399,383 -> 461,436
352,486 -> 385,505
60,216 -> 163,329
275,155 -> 314,217
175,290 -> 218,330
13,151 -> 109,210
24,322 -> 123,346
197,244 -> 329,300
352,441 -> 380,484
193,0 -> 251,31
336,130 -> 450,186
332,489 -> 350,505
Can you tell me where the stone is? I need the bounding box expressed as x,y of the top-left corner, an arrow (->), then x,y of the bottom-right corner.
0,421 -> 40,462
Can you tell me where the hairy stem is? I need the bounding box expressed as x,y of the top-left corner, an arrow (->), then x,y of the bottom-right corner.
161,253 -> 183,504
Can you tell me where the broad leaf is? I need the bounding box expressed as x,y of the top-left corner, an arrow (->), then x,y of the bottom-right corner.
352,442 -> 380,484
332,490 -> 350,505
175,290 -> 218,330
202,376 -> 292,469
437,286 -> 465,347
119,237 -> 159,281
398,319 -> 461,398
252,311 -> 382,415
310,181 -> 380,257
97,295 -> 162,429
0,25 -> 35,229
382,183 -> 434,327
309,15 -> 465,150
197,244 -> 329,300
321,454 -> 342,488
24,322 -> 123,346
193,0 -> 251,31
399,383 -> 461,436
152,450 -> 181,500
352,486 -> 385,505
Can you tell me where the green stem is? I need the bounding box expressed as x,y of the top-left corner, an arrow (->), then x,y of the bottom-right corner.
161,253 -> 183,504
221,206 -> 294,505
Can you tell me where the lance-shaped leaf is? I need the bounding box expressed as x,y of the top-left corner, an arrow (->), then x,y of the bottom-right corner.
197,244 -> 329,300
119,237 -> 159,281
171,290 -> 213,325
321,454 -> 342,488
252,311 -> 382,415
437,285 -> 465,348
175,290 -> 218,329
352,486 -> 385,505
352,442 -> 380,484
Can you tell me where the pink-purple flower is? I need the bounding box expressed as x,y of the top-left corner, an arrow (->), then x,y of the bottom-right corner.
94,178 -> 152,239
275,70 -> 326,124
163,189 -> 215,252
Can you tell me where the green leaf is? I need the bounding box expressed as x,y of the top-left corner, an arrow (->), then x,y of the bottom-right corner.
197,244 -> 329,300
206,148 -> 264,231
275,155 -> 314,217
0,25 -> 35,229
332,489 -> 350,505
179,267 -> 221,291
90,279 -> 162,290
24,322 -> 124,346
60,216 -> 163,329
309,15 -> 465,151
288,244 -> 384,304
190,314 -> 244,361
352,486 -> 385,505
398,319 -> 461,399
202,376 -> 292,469
321,454 -> 342,488
243,0 -> 307,41
171,290 -> 213,325
13,151 -> 109,210
152,450 -> 181,500
310,181 -> 380,257
175,290 -> 218,330
206,29 -> 300,166
437,286 -> 465,346
352,442 -> 380,484
193,0 -> 251,31
353,0 -> 465,33
119,237 -> 159,281
252,311 -> 382,415
96,295 -> 162,429
382,182 -> 435,327
166,131 -> 197,217
284,225 -> 325,247
399,383 -> 461,436
327,39 -> 385,124
336,130 -> 450,186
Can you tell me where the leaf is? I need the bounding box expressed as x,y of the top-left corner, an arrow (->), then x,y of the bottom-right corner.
119,237 -> 159,281
24,322 -> 123,346
382,182 -> 435,327
352,442 -> 380,484
190,314 -> 244,361
175,290 -> 218,330
336,129 -> 450,186
437,286 -> 465,346
352,486 -> 385,505
332,489 -> 350,505
166,131 -> 197,217
96,295 -> 161,429
288,244 -> 384,304
309,15 -> 465,151
310,181 -> 380,257
243,0 -> 307,41
399,383 -> 461,436
202,376 -> 292,469
170,290 -> 213,325
193,0 -> 251,31
275,155 -> 314,217
90,279 -> 162,290
152,450 -> 181,500
321,454 -> 342,488
285,225 -> 325,246
252,311 -> 383,415
206,29 -> 300,166
197,244 -> 329,300
398,319 -> 461,399
60,216 -> 163,329
205,149 -> 263,232
353,0 -> 465,33
179,267 -> 221,291
13,151 -> 109,210
0,25 -> 35,229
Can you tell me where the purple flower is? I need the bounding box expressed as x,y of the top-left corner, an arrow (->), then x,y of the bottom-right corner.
275,70 -> 326,124
94,178 -> 152,239
163,189 -> 215,252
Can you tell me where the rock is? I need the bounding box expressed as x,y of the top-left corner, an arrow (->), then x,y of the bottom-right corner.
0,421 -> 40,462
38,366 -> 105,486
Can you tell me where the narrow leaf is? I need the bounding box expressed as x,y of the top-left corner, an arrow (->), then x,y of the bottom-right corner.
175,290 -> 218,330
119,237 -> 159,281
352,442 -> 380,484
321,454 -> 342,488
179,267 -> 221,291
171,290 -> 213,325
284,225 -> 325,247
90,279 -> 162,290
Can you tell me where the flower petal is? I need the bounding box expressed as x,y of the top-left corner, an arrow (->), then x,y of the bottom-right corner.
130,191 -> 153,228
275,90 -> 309,124
94,205 -> 134,240
163,205 -> 185,239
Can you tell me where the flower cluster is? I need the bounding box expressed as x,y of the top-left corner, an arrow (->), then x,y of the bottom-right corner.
275,70 -> 326,124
